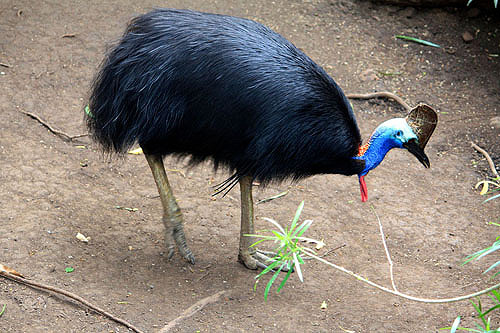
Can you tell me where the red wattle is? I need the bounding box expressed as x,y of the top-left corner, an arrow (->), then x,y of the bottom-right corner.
359,175 -> 368,202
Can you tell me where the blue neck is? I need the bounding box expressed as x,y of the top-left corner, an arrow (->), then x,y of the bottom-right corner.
355,134 -> 398,176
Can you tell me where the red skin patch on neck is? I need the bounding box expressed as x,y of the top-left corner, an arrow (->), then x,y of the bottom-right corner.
357,142 -> 370,157
359,175 -> 368,202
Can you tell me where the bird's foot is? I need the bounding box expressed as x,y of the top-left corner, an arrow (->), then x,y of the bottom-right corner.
164,220 -> 195,264
238,249 -> 291,271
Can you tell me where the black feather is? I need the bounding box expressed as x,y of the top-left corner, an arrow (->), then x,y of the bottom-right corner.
87,8 -> 365,186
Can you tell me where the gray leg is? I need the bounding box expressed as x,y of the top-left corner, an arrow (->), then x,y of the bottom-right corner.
238,176 -> 282,270
145,154 -> 195,264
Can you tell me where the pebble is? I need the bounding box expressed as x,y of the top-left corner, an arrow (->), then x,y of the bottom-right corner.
462,31 -> 474,43
491,116 -> 500,129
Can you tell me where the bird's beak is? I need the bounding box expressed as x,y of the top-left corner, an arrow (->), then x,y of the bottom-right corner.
403,139 -> 430,168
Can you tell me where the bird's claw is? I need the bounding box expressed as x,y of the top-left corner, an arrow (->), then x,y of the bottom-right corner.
239,249 -> 292,272
164,221 -> 195,264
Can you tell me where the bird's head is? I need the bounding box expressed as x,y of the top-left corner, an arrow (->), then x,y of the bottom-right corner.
354,104 -> 437,202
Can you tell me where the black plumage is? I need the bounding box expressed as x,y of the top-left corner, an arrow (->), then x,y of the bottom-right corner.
87,8 -> 365,188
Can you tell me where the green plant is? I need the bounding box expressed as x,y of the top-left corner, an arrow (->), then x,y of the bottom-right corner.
246,201 -> 323,300
443,178 -> 500,332
467,0 -> 498,8
442,292 -> 500,332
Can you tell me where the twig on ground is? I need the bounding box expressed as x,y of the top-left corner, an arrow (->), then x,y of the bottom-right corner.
0,269 -> 144,333
20,110 -> 88,142
256,190 -> 289,205
297,206 -> 500,304
159,290 -> 228,332
0,62 -> 11,68
347,91 -> 411,111
471,142 -> 499,178
301,247 -> 500,303
370,205 -> 397,292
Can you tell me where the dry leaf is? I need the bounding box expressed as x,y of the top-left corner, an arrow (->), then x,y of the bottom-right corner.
315,239 -> 325,250
76,232 -> 89,243
128,147 -> 143,155
0,264 -> 24,278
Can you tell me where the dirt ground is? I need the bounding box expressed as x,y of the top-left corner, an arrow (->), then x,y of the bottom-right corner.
1,0 -> 499,332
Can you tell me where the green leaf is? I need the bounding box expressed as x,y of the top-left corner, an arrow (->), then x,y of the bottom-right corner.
396,35 -> 441,48
84,105 -> 94,118
450,316 -> 461,333
483,260 -> 500,275
490,289 -> 500,303
248,238 -> 271,249
65,267 -> 74,273
293,252 -> 303,282
261,217 -> 286,235
290,201 -> 305,233
471,298 -> 488,327
276,264 -> 294,293
484,193 -> 500,203
293,219 -> 313,238
255,260 -> 280,280
264,264 -> 284,301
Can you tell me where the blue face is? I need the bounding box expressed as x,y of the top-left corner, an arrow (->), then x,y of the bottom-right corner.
357,118 -> 419,176
354,117 -> 431,202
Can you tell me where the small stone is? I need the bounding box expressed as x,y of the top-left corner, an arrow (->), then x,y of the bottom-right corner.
462,31 -> 474,43
491,116 -> 500,129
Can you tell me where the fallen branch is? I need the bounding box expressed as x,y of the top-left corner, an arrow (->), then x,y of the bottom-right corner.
159,290 -> 227,332
347,91 -> 411,111
471,142 -> 499,179
0,269 -> 144,333
20,110 -> 88,142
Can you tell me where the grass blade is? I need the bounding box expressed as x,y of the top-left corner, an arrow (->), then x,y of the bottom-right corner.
293,252 -> 303,282
450,316 -> 461,333
264,264 -> 284,301
480,303 -> 500,318
276,264 -> 295,293
255,260 -> 281,280
290,201 -> 305,233
484,193 -> 500,203
396,35 -> 441,48
0,304 -> 5,317
261,217 -> 286,235
483,260 -> 500,274
293,220 -> 313,238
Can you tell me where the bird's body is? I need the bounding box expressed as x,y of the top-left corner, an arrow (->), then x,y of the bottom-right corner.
88,9 -> 364,186
87,9 -> 435,268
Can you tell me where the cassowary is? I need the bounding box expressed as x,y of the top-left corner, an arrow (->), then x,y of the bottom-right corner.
87,9 -> 437,269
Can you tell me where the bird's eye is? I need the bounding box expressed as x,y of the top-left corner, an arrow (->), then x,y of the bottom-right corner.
396,130 -> 403,137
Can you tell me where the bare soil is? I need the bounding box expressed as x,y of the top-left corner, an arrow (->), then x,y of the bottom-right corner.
1,0 -> 499,332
